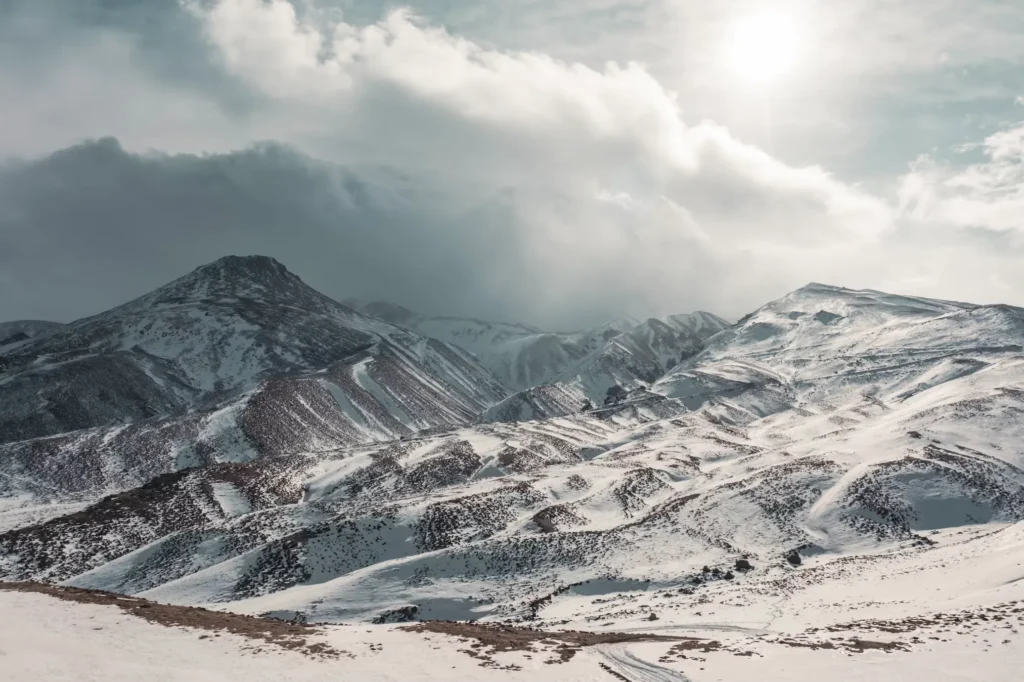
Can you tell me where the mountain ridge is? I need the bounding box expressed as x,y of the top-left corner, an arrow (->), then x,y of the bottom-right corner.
3,263 -> 1024,670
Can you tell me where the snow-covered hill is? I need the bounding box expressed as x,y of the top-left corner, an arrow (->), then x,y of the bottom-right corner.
4,278 -> 1024,666
349,300 -> 730,420
0,257 -> 511,530
346,300 -> 624,390
4,580 -> 1023,681
2,278 -> 1024,675
483,314 -> 731,422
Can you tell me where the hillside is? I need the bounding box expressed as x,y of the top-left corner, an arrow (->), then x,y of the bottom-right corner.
0,257 -> 509,530
349,300 -> 731,420
1,281 -> 1022,676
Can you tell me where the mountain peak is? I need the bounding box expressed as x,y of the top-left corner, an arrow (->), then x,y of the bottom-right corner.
191,255 -> 293,283
134,254 -> 324,309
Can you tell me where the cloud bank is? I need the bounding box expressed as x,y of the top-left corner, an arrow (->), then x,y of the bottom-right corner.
1,0 -> 1023,328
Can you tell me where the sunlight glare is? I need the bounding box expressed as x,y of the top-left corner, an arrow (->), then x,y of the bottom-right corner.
726,12 -> 802,87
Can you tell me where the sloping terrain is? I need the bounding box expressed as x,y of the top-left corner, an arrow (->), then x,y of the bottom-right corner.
0,320 -> 64,353
348,300 -> 729,408
2,281 -> 1024,680
0,257 -> 509,530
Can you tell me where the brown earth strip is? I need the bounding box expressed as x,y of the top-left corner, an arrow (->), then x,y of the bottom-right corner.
0,581 -> 344,658
402,620 -> 684,665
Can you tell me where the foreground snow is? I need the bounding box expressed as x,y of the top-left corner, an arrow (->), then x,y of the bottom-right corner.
2,586 -> 1022,681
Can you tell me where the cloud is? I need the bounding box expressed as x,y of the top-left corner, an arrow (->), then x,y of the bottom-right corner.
2,0 -> 1024,329
899,119 -> 1024,234
186,0 -> 892,240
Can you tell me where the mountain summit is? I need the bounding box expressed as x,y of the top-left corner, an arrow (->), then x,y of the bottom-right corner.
135,255 -> 345,312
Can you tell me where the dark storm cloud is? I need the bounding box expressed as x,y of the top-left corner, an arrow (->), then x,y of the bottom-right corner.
3,0 -> 1023,329
0,138 -> 669,328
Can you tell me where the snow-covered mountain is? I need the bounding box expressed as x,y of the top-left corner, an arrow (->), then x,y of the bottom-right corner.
483,313 -> 731,421
348,300 -> 730,421
4,278 -> 1023,668
0,256 -> 509,529
0,320 -> 64,353
345,300 -> 624,390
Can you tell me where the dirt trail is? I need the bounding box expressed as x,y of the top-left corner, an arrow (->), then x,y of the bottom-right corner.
596,643 -> 691,681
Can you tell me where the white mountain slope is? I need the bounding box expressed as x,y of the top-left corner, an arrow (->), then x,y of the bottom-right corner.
346,300 -> 636,390
349,299 -> 730,421
3,282 -> 1024,680
348,299 -> 733,395
3,581 -> 1023,682
485,313 -> 731,422
0,256 -> 508,531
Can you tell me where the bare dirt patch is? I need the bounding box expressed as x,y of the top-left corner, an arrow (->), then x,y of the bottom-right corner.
0,581 -> 345,658
775,637 -> 908,654
402,620 -> 681,666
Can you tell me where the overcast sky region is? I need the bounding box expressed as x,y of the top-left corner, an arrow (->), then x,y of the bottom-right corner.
1,0 -> 1023,329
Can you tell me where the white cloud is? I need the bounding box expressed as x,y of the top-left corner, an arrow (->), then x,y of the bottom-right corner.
5,0 -> 1024,326
899,119 -> 1024,233
190,0 -> 891,234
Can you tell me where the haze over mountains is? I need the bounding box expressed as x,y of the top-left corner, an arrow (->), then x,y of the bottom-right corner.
2,255 -> 1024,680
346,298 -> 730,421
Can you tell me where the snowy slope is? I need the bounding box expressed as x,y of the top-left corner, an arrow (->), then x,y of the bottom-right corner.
348,301 -> 729,396
349,299 -> 730,421
347,300 -> 604,390
3,582 -> 1023,681
3,281 -> 1024,682
0,257 -> 510,529
0,257 -> 509,446
485,314 -> 732,421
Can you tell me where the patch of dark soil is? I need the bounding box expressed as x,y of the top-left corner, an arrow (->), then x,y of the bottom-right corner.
776,636 -> 908,654
666,638 -> 723,654
0,581 -> 344,658
402,620 -> 681,666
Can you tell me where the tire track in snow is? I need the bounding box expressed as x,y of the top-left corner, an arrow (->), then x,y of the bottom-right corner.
596,644 -> 690,682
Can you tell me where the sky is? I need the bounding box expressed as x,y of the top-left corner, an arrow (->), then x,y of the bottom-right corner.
1,0 -> 1023,329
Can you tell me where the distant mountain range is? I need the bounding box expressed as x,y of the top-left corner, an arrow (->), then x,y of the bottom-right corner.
3,256 -> 1023,656
0,256 -> 725,530
345,298 -> 730,421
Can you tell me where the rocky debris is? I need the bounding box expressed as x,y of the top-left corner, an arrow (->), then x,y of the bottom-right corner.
735,558 -> 753,572
372,605 -> 420,624
417,482 -> 545,552
786,551 -> 802,566
774,637 -> 907,654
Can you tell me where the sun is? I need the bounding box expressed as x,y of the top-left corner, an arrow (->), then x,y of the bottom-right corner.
726,12 -> 802,87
